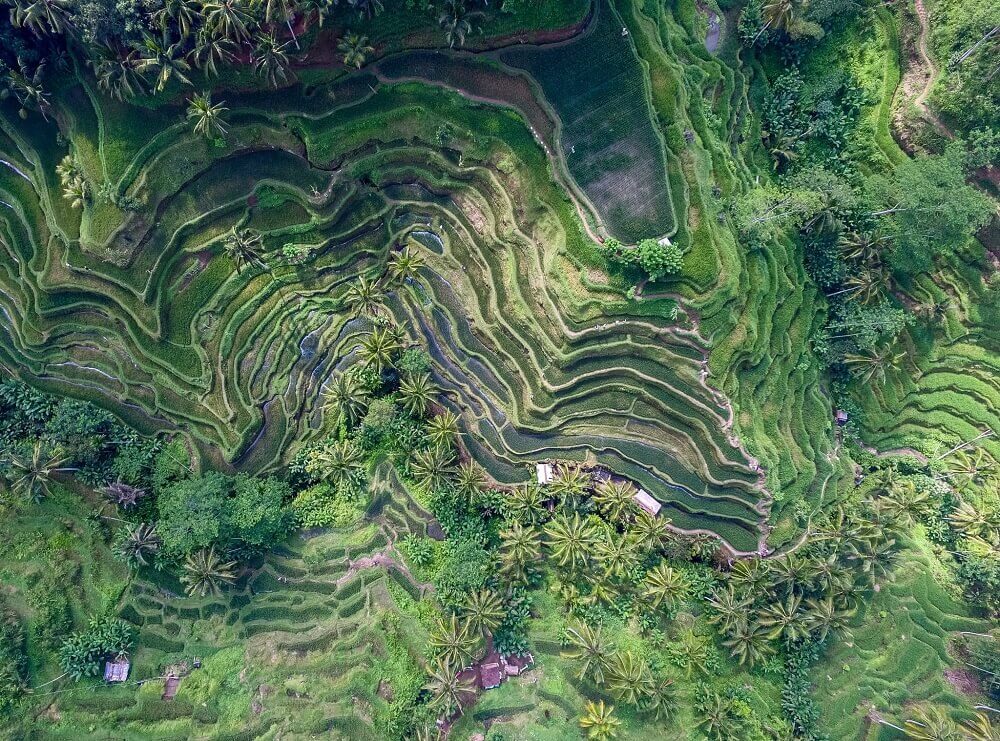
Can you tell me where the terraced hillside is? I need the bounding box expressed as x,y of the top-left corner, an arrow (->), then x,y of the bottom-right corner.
37,485 -> 434,739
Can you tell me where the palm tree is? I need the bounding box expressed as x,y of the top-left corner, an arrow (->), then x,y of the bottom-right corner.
6,60 -> 51,119
902,705 -> 963,741
399,372 -> 438,418
727,558 -> 767,593
429,613 -> 479,669
598,535 -> 639,580
461,589 -> 504,637
191,31 -> 235,79
843,344 -> 905,385
203,0 -> 252,43
263,0 -> 301,48
544,513 -> 599,572
93,49 -> 147,101
115,523 -> 161,567
303,0 -> 336,26
412,445 -> 454,491
181,547 -> 238,597
254,33 -> 292,88
387,244 -> 424,285
594,480 -> 636,524
345,274 -> 386,317
804,595 -> 855,643
672,629 -> 711,677
841,268 -> 888,305
768,552 -> 808,594
500,522 -> 540,582
838,230 -> 885,264
643,563 -> 688,611
325,372 -> 368,429
187,92 -> 228,139
639,674 -> 677,721
762,0 -> 795,32
358,326 -> 400,373
759,593 -> 808,642
549,464 -> 591,510
563,621 -> 613,685
338,32 -> 374,69
101,481 -> 147,509
579,700 -> 621,740
607,650 -> 652,706
848,535 -> 898,582
308,439 -> 363,487
454,461 -> 485,504
426,410 -> 460,449
3,442 -> 73,502
136,30 -> 192,93
425,658 -> 475,719
961,712 -> 1000,741
722,620 -> 775,667
505,483 -> 545,525
948,501 -> 997,540
347,0 -> 383,19
705,584 -> 750,633
696,692 -> 737,741
632,509 -> 671,551
156,0 -> 201,38
62,175 -> 87,209
944,448 -> 997,490
10,0 -> 71,36
224,228 -> 267,273
438,0 -> 482,48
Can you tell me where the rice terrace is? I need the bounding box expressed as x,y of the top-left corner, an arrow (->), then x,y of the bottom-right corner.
0,0 -> 996,737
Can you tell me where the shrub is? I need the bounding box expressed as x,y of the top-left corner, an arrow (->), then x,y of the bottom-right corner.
59,616 -> 135,681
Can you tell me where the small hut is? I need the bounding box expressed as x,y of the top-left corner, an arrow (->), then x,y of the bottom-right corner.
633,489 -> 661,516
103,657 -> 130,683
501,653 -> 534,677
835,409 -> 849,427
535,463 -> 554,485
479,662 -> 503,690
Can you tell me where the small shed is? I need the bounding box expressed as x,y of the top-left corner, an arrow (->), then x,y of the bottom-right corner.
535,463 -> 554,485
835,409 -> 849,427
162,675 -> 180,700
633,489 -> 662,516
479,662 -> 503,690
103,658 -> 130,683
502,653 -> 534,677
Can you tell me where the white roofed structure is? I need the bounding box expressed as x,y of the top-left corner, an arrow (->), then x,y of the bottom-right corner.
535,463 -> 554,485
633,489 -> 661,516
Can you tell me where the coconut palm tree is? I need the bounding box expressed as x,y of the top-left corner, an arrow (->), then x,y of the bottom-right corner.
181,547 -> 238,597
387,243 -> 424,285
500,522 -> 540,581
10,0 -> 71,36
101,481 -> 147,509
262,0 -> 301,48
427,410 -> 460,449
504,483 -> 545,525
224,228 -> 267,273
759,593 -> 808,641
438,0 -> 482,48
639,674 -> 677,721
727,558 -> 767,593
705,584 -> 750,633
308,439 -> 363,487
843,344 -> 905,385
847,534 -> 898,582
461,589 -> 505,637
191,31 -> 236,78
399,372 -> 437,418
345,274 -> 386,317
411,445 -> 454,491
563,621 -> 613,685
961,712 -> 1000,741
672,629 -> 711,677
3,442 -> 73,502
902,705 -> 963,741
136,30 -> 193,93
254,33 -> 292,88
722,619 -> 775,667
804,595 -> 855,643
579,700 -> 621,740
425,658 -> 475,719
544,513 -> 599,572
62,177 -> 88,209
593,480 -> 636,524
203,0 -> 252,43
948,501 -> 998,540
597,535 -> 639,580
696,691 -> 737,741
338,32 -> 374,69
838,230 -> 886,264
347,0 -> 383,19
632,509 -> 671,551
325,372 -> 368,429
549,464 -> 591,511
643,563 -> 688,611
944,448 -> 997,490
156,0 -> 201,38
187,92 -> 228,139
841,268 -> 888,305
454,461 -> 485,503
93,49 -> 147,101
762,0 -> 795,32
6,59 -> 51,119
358,326 -> 400,373
607,650 -> 652,706
115,523 -> 161,567
303,0 -> 336,26
429,614 -> 479,669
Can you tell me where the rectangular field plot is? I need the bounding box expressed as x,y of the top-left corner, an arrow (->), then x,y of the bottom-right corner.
498,0 -> 675,242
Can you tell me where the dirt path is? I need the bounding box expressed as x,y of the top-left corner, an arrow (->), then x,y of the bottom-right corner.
909,0 -> 953,139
